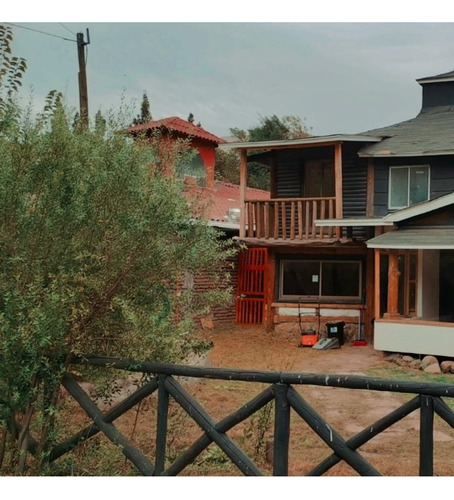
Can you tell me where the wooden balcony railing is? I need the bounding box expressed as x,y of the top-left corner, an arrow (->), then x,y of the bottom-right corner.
243,197 -> 337,240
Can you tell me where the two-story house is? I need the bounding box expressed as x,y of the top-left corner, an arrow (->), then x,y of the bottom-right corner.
224,69 -> 454,357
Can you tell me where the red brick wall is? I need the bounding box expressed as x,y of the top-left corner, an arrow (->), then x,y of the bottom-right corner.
193,254 -> 239,326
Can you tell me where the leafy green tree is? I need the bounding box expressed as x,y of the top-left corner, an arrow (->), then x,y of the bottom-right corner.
0,27 -> 235,474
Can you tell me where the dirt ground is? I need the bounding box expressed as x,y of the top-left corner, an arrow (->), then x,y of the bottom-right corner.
184,325 -> 454,476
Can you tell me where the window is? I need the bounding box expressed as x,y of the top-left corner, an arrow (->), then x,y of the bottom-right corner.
279,259 -> 362,301
389,165 -> 430,209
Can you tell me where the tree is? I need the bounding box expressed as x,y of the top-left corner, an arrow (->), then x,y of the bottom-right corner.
224,114 -> 311,190
132,91 -> 152,125
0,27 -> 235,474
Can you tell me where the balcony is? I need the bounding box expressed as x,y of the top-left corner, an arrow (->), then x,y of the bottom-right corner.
242,197 -> 338,241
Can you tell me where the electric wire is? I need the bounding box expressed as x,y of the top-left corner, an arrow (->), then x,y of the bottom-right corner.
59,23 -> 77,36
4,22 -> 77,43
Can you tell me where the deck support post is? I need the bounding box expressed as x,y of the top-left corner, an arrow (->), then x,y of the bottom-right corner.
384,250 -> 401,319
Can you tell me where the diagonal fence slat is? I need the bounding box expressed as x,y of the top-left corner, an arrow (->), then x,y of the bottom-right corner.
164,385 -> 275,476
434,397 -> 454,428
49,376 -> 159,463
307,395 -> 421,476
287,386 -> 381,476
164,376 -> 264,476
62,374 -> 155,476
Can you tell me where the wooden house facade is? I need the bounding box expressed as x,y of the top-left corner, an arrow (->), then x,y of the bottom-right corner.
225,70 -> 454,356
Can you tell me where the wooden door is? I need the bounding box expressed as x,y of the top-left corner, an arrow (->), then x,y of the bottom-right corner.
236,248 -> 268,325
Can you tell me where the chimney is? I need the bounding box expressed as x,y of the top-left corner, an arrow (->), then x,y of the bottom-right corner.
417,70 -> 454,110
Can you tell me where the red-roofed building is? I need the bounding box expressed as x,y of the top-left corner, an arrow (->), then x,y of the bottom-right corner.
129,117 -> 270,326
129,116 -> 225,190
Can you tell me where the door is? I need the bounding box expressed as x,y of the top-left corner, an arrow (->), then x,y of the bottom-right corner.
236,248 -> 268,325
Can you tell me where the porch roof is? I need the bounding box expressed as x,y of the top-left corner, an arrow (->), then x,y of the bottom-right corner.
366,228 -> 454,250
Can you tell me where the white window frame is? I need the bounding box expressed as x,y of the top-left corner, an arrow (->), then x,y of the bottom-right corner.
279,259 -> 363,302
388,165 -> 430,210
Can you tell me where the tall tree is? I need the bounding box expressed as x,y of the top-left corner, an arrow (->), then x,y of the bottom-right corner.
0,27 -> 234,474
132,91 -> 152,125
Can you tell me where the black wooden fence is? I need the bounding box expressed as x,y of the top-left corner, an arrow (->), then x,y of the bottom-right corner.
11,355 -> 454,476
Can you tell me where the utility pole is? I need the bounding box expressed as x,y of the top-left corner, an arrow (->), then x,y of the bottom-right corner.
77,30 -> 90,129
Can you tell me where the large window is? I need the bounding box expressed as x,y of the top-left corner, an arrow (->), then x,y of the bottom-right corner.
279,259 -> 362,302
389,165 -> 430,210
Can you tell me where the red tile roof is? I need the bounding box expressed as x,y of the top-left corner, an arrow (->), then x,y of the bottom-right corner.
185,180 -> 270,225
129,116 -> 226,145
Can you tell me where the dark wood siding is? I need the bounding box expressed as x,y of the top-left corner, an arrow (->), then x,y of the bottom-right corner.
275,159 -> 302,198
342,158 -> 368,237
373,156 -> 454,217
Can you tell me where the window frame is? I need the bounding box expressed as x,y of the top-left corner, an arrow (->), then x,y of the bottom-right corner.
388,165 -> 430,210
279,258 -> 363,302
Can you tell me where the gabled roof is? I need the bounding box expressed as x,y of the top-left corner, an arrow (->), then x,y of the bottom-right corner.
129,117 -> 226,145
358,106 -> 454,157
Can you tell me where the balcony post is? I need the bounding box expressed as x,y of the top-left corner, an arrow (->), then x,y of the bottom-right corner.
384,250 -> 401,319
334,143 -> 343,238
239,149 -> 247,239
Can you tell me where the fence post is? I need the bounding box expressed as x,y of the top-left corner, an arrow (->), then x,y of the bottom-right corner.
419,395 -> 434,476
273,383 -> 290,476
155,374 -> 169,475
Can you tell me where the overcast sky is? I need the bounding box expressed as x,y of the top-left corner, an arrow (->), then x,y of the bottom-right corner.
4,6 -> 454,138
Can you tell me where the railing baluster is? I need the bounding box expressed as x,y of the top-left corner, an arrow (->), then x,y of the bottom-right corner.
274,201 -> 279,238
281,202 -> 287,239
419,395 -> 434,476
155,374 -> 169,475
264,202 -> 270,239
273,384 -> 290,476
298,201 -> 303,239
290,201 -> 295,240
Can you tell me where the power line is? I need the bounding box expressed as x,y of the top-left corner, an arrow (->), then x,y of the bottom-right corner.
4,22 -> 76,43
59,23 -> 76,36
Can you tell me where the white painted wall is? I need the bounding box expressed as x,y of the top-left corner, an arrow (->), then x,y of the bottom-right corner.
277,307 -> 359,318
375,320 -> 454,357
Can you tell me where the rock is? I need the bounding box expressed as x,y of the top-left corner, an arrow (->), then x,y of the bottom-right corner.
424,362 -> 441,374
420,355 -> 439,370
200,315 -> 214,330
440,361 -> 454,374
409,360 -> 421,370
402,355 -> 414,363
385,353 -> 401,363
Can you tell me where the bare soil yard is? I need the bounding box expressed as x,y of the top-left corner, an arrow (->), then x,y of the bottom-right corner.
189,325 -> 454,476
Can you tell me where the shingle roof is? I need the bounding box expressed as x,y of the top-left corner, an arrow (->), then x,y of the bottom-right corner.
358,105 -> 454,157
128,117 -> 226,145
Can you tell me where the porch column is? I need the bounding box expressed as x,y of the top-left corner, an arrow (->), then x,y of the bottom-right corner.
334,143 -> 343,239
384,250 -> 401,319
239,149 -> 247,239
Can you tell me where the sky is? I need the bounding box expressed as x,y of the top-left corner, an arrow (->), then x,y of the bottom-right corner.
4,4 -> 454,139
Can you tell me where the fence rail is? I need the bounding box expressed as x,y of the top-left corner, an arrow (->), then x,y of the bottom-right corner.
8,355 -> 454,476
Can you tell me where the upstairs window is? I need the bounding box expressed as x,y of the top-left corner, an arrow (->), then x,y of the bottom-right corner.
389,165 -> 430,210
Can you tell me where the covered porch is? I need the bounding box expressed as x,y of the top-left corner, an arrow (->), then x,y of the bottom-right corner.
367,228 -> 454,357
